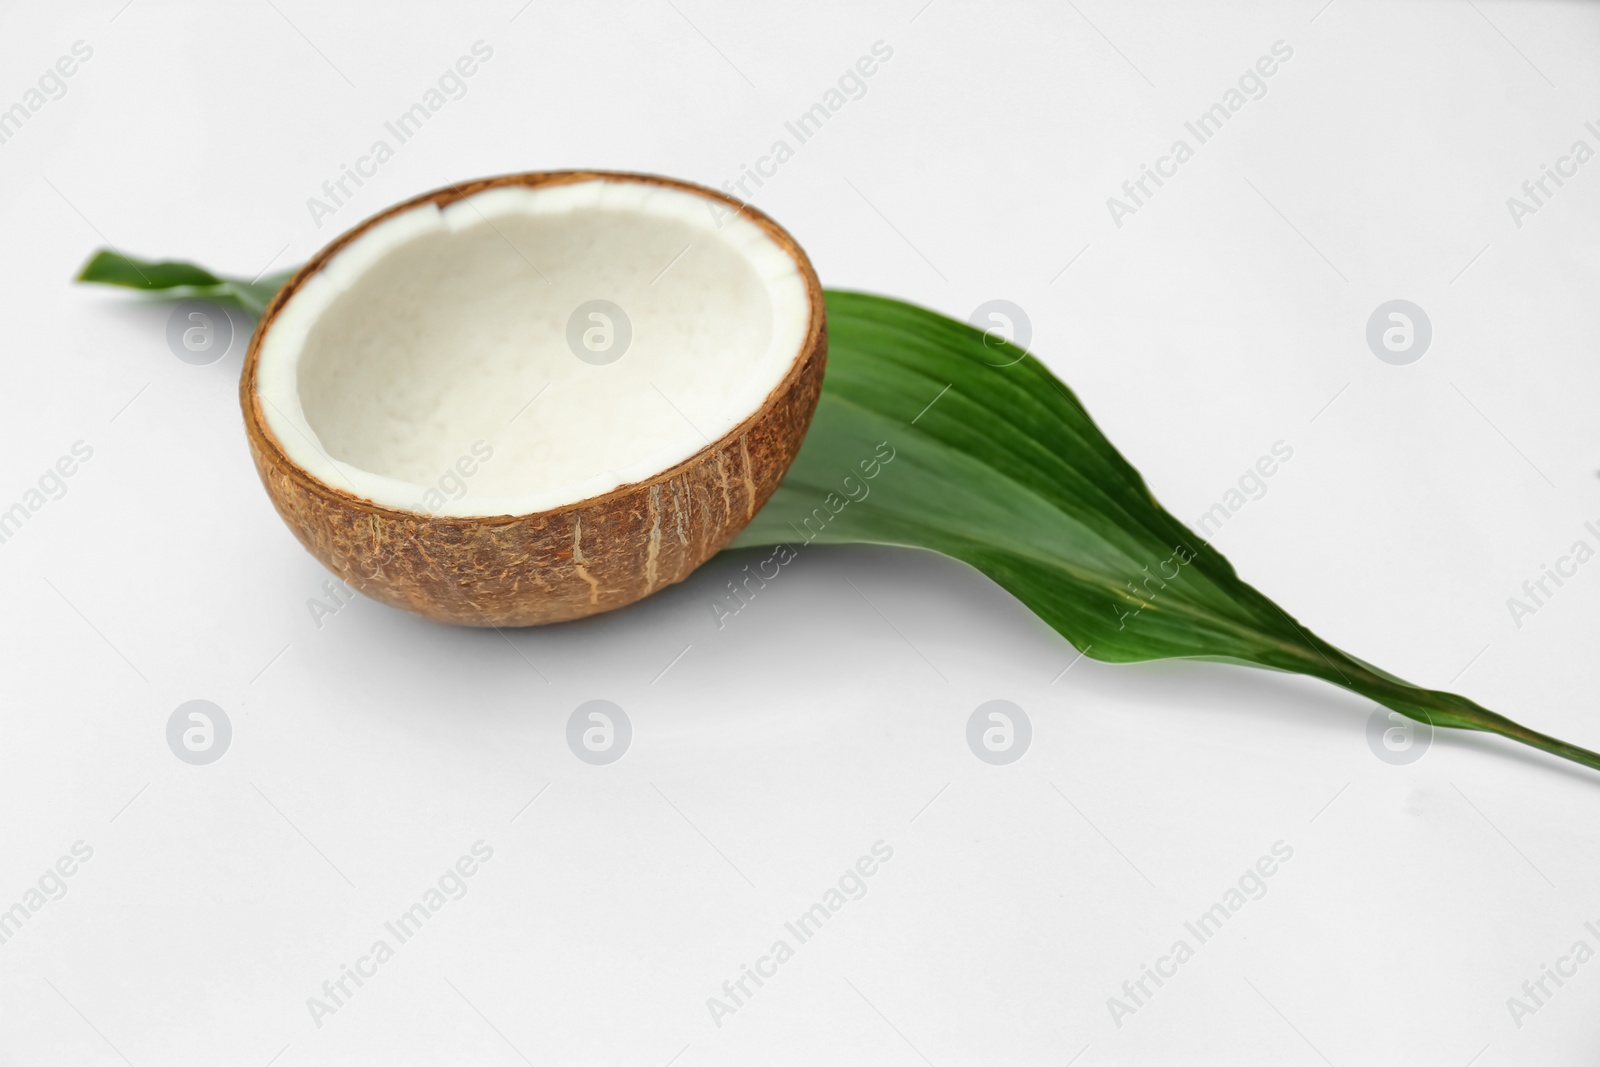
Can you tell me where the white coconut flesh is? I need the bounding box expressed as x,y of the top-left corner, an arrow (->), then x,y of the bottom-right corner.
255,180 -> 812,518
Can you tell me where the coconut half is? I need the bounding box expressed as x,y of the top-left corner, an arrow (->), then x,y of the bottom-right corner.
242,171 -> 826,626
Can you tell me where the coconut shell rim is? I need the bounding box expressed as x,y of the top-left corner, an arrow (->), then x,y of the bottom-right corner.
239,169 -> 827,530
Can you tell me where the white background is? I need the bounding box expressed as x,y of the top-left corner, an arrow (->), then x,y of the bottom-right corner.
2,1 -> 1599,1064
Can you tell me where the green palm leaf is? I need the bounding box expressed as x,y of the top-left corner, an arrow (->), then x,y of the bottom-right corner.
78,252 -> 1600,772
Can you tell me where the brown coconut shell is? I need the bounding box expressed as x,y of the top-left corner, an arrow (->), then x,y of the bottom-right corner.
241,170 -> 826,627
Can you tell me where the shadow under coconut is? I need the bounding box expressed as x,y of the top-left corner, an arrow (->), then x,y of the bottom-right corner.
527,540 -> 1597,786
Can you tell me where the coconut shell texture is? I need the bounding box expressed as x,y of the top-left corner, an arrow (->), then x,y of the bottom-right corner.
241,171 -> 826,627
